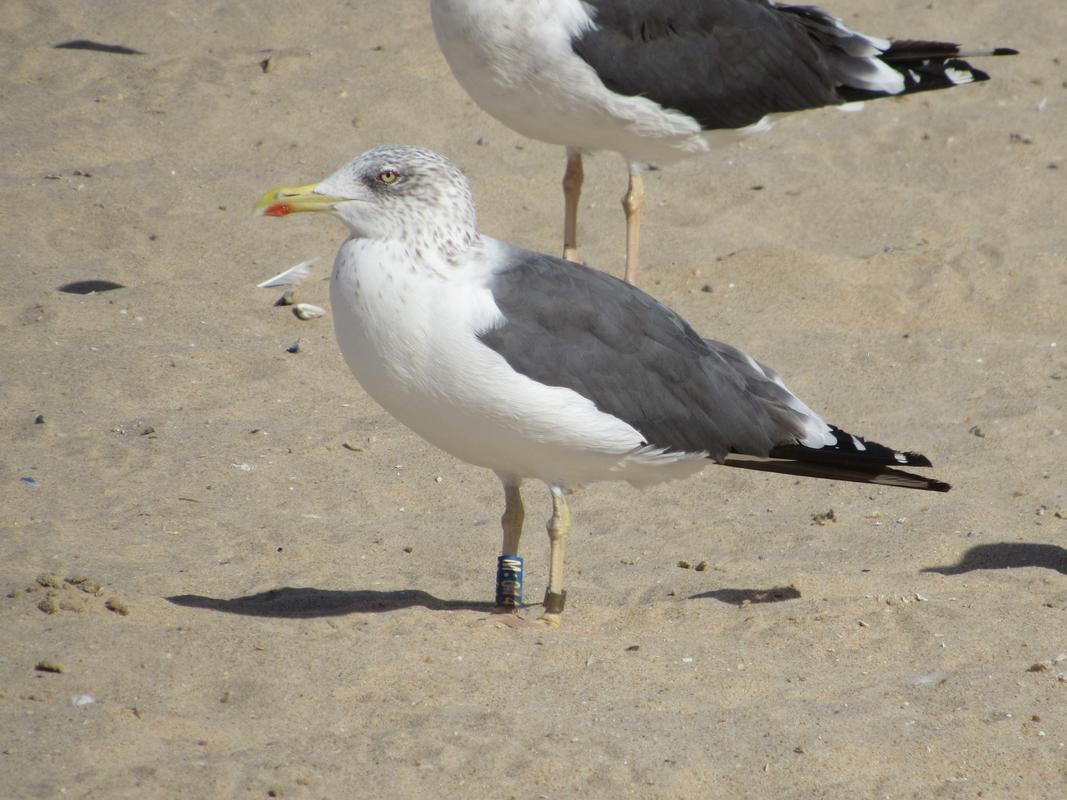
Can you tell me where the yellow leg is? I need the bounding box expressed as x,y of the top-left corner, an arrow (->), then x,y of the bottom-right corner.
501,482 -> 523,557
540,486 -> 571,626
495,482 -> 525,611
562,147 -> 583,264
622,163 -> 644,286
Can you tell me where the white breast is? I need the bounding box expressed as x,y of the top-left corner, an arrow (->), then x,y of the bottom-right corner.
329,236 -> 707,486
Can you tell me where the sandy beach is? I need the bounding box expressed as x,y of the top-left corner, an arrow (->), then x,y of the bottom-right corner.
2,1 -> 1065,797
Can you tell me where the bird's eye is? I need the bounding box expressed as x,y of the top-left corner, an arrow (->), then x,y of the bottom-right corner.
377,170 -> 400,185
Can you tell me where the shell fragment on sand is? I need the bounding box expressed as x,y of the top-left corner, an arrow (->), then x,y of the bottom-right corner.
293,303 -> 326,320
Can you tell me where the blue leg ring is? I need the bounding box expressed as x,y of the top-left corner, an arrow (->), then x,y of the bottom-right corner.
496,555 -> 524,608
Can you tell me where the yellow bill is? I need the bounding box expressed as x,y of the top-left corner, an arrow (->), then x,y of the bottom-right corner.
253,183 -> 344,217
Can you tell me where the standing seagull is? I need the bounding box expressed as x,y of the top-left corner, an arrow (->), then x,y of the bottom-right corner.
255,145 -> 949,625
430,0 -> 1016,284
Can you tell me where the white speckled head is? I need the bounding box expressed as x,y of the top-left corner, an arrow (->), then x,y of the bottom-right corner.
315,145 -> 478,261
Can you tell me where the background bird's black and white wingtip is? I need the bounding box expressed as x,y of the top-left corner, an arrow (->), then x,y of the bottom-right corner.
842,40 -> 1017,98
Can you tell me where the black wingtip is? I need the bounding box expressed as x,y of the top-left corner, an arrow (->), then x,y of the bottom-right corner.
993,47 -> 1020,56
870,469 -> 952,493
747,427 -> 949,491
963,63 -> 992,83
770,427 -> 935,471
900,451 -> 933,468
722,456 -> 951,493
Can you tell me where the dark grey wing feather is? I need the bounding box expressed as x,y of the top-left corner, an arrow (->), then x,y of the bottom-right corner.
574,0 -> 842,129
574,0 -> 1014,130
479,248 -> 951,493
478,247 -> 809,460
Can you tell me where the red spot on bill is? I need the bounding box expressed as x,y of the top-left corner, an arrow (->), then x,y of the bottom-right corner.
264,202 -> 292,217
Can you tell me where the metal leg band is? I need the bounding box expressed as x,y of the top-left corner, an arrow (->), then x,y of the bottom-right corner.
496,555 -> 524,608
542,589 -> 567,615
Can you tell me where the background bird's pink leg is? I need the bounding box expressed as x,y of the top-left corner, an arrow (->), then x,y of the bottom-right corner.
622,162 -> 644,285
562,147 -> 584,263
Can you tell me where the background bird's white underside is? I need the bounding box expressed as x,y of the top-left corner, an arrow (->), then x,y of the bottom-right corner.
431,0 -> 908,164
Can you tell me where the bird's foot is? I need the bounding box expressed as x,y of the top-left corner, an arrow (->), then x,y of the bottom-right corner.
537,611 -> 562,627
538,589 -> 566,627
484,606 -> 548,629
482,591 -> 567,629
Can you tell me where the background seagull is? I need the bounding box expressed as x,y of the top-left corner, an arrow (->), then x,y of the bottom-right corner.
255,145 -> 949,625
431,0 -> 1016,284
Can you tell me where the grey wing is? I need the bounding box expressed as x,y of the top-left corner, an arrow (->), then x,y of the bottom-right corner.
574,0 -> 843,129
477,247 -> 811,460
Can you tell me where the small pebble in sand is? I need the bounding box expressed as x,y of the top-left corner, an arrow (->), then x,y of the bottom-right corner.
70,694 -> 95,706
35,660 -> 63,673
695,560 -> 708,572
677,560 -> 691,569
34,414 -> 45,424
286,341 -> 300,354
1027,662 -> 1050,673
37,597 -> 59,614
105,598 -> 129,616
277,289 -> 295,306
35,574 -> 62,589
812,509 -> 836,525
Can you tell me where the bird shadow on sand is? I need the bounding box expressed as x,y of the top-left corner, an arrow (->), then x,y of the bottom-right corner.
922,542 -> 1067,576
689,585 -> 802,606
167,587 -> 496,618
